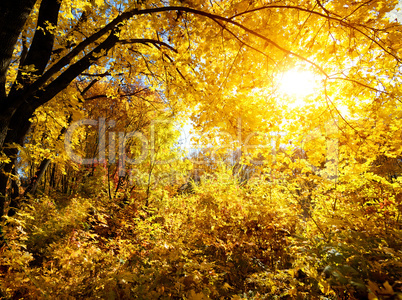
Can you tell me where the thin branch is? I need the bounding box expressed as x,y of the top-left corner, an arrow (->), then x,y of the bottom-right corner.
83,89 -> 147,101
228,5 -> 400,63
329,76 -> 388,94
81,72 -> 124,77
342,0 -> 373,21
80,79 -> 99,96
316,0 -> 340,17
230,5 -> 343,21
118,38 -> 177,53
157,50 -> 187,82
211,19 -> 276,65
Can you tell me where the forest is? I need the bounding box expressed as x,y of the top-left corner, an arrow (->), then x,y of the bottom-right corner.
0,0 -> 402,299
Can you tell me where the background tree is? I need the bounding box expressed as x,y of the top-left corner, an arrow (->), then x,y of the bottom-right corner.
19,79 -> 186,202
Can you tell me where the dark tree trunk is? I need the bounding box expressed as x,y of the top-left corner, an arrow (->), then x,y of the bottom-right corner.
24,158 -> 51,197
49,163 -> 56,188
0,105 -> 33,216
0,0 -> 37,146
11,167 -> 19,199
0,0 -> 62,216
0,0 -> 128,219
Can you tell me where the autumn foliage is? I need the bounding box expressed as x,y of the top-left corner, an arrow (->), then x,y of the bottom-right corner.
1,0 -> 402,299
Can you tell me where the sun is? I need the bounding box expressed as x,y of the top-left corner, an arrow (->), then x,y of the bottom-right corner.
278,69 -> 319,101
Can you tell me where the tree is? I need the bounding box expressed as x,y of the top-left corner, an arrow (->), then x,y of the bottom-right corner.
2,2 -> 402,297
0,0 -> 401,218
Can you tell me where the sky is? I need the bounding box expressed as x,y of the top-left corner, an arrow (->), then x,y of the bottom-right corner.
388,2 -> 402,22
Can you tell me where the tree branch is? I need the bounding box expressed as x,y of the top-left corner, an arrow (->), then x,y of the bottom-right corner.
227,5 -> 400,63
316,0 -> 339,17
12,4 -> 399,112
26,7 -> 146,95
118,38 -> 177,53
31,27 -> 121,109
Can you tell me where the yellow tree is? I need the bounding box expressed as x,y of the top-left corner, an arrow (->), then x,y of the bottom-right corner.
0,0 -> 401,218
20,79 -> 186,202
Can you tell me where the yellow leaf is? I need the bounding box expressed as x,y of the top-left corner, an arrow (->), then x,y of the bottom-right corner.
188,290 -> 209,300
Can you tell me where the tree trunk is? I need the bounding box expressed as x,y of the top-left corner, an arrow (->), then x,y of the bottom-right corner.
49,163 -> 56,188
24,158 -> 51,196
0,0 -> 129,219
0,0 -> 37,98
0,105 -> 34,217
0,0 -> 37,148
